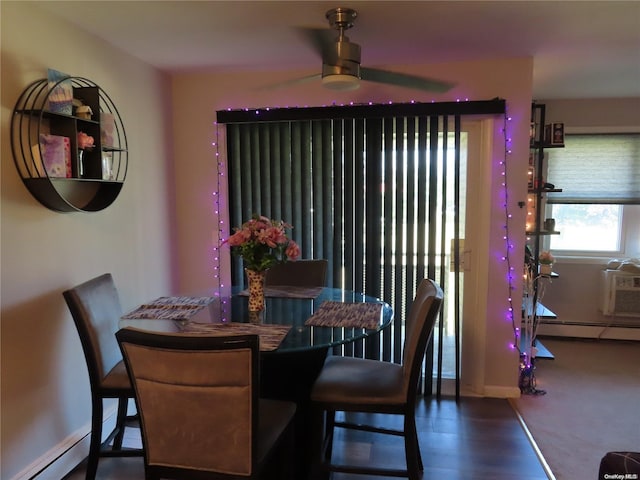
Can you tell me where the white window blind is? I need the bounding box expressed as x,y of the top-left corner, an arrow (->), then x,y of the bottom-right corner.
546,133 -> 640,204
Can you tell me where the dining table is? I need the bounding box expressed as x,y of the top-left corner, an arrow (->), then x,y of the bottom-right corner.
120,285 -> 392,350
119,285 -> 393,479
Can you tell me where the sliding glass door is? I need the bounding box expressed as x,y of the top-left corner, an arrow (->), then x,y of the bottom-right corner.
219,101 -> 503,396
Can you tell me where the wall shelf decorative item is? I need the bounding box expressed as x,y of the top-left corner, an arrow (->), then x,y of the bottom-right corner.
11,75 -> 127,212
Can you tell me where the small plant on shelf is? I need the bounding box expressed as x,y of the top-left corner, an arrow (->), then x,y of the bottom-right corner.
539,251 -> 555,276
539,251 -> 554,265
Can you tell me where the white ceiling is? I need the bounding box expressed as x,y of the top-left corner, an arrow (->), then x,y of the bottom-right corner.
34,0 -> 640,99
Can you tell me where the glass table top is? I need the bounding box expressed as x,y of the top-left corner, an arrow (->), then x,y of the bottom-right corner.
119,287 -> 393,353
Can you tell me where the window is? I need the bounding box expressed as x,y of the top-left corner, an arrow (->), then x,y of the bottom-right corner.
546,134 -> 640,255
548,204 -> 622,252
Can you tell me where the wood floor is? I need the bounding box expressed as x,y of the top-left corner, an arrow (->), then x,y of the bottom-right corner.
64,396 -> 549,480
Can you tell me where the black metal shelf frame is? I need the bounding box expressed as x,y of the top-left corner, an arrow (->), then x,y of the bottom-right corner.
11,76 -> 128,212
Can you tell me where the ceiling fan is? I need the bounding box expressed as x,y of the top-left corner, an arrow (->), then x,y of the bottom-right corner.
283,7 -> 455,93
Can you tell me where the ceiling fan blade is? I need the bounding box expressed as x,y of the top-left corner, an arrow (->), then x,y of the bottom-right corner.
296,27 -> 335,59
361,67 -> 455,93
258,73 -> 322,91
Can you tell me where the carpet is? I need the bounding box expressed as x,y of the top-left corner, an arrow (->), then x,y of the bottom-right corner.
511,338 -> 640,480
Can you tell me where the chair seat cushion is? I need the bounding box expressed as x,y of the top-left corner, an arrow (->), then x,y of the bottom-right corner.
311,355 -> 404,406
100,360 -> 132,391
257,398 -> 296,463
599,451 -> 640,477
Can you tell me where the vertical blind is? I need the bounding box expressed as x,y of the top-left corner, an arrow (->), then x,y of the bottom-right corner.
218,100 -> 505,395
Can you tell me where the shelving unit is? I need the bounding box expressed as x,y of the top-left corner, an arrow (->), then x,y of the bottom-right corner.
521,103 -> 565,383
527,102 -> 563,275
11,76 -> 127,212
526,102 -> 564,281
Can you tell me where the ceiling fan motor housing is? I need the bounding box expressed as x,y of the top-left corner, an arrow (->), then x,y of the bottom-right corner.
322,40 -> 361,78
322,7 -> 362,89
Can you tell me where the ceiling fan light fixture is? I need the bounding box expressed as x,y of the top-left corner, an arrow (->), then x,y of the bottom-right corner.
322,74 -> 360,91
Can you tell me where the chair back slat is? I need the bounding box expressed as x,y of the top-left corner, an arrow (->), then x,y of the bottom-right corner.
265,259 -> 328,287
117,329 -> 260,476
401,279 -> 444,396
63,273 -> 123,386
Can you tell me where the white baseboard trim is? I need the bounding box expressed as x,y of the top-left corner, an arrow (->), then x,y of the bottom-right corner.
537,323 -> 640,341
432,377 -> 521,399
9,405 -> 117,480
482,385 -> 522,398
31,435 -> 92,480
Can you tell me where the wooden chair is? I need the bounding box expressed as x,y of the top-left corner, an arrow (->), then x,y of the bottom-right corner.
116,328 -> 297,479
265,259 -> 328,287
309,278 -> 444,480
62,273 -> 142,480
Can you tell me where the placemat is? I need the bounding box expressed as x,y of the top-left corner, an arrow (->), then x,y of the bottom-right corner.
179,322 -> 292,351
305,301 -> 383,330
142,296 -> 215,307
238,286 -> 323,299
122,296 -> 215,320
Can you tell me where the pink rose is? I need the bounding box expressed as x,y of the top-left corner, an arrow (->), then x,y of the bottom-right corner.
285,241 -> 301,260
77,132 -> 94,150
226,229 -> 250,246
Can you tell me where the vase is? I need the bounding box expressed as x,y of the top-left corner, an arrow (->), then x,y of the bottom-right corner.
245,268 -> 267,312
540,263 -> 553,275
78,149 -> 85,177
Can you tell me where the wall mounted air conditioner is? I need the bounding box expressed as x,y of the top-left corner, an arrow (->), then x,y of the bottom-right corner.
601,270 -> 640,317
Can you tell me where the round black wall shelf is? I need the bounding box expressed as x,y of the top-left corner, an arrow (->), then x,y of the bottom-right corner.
11,76 -> 128,212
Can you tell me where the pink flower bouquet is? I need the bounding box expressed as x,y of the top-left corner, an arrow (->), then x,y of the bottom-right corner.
77,131 -> 94,150
225,214 -> 300,271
